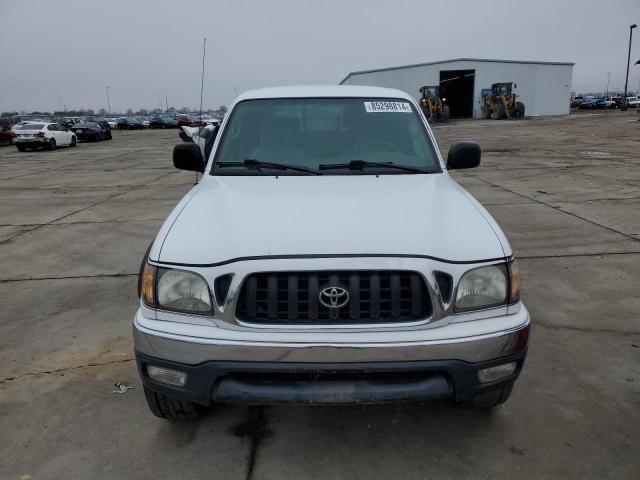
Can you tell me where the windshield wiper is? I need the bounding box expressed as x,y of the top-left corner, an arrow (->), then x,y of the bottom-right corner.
319,160 -> 430,174
216,159 -> 321,175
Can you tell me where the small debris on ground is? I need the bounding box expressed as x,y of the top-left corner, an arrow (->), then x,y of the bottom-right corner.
111,383 -> 134,394
510,445 -> 526,456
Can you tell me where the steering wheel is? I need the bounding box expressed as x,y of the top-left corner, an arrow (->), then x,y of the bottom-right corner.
355,140 -> 401,154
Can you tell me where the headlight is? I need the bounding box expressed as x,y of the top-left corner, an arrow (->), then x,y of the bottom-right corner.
140,265 -> 212,315
455,264 -> 508,312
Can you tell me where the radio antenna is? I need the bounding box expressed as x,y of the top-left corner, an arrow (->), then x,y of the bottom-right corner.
196,37 -> 206,185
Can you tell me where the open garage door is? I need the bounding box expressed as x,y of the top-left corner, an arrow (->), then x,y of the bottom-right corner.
439,70 -> 475,118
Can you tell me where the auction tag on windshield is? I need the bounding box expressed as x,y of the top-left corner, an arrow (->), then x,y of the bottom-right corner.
364,101 -> 412,113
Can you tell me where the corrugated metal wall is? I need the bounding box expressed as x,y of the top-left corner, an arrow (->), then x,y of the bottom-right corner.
341,60 -> 573,118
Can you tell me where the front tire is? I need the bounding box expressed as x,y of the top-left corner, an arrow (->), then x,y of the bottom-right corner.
70,136 -> 77,147
143,387 -> 202,420
442,105 -> 450,122
48,138 -> 56,150
16,144 -> 26,152
462,384 -> 513,408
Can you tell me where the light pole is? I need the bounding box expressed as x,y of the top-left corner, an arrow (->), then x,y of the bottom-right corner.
606,72 -> 611,96
105,86 -> 111,115
622,23 -> 637,111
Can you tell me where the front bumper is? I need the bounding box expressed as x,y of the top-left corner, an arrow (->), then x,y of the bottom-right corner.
134,307 -> 530,405
136,350 -> 527,406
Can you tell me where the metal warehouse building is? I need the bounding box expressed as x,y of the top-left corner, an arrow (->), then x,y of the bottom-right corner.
340,58 -> 574,119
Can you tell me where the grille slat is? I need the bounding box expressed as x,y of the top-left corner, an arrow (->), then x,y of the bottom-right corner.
390,273 -> 401,318
236,271 -> 431,325
267,275 -> 278,320
288,274 -> 298,320
349,273 -> 360,320
370,273 -> 380,319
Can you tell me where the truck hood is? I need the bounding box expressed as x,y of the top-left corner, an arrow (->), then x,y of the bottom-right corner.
156,174 -> 509,265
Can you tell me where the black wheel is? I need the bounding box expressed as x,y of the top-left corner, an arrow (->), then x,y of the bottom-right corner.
48,138 -> 56,150
492,104 -> 505,120
442,105 -> 450,122
143,386 -> 202,420
516,102 -> 525,118
106,132 -> 112,140
70,136 -> 77,147
462,384 -> 513,408
16,144 -> 26,152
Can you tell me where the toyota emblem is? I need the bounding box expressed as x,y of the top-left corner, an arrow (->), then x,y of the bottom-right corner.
319,287 -> 350,308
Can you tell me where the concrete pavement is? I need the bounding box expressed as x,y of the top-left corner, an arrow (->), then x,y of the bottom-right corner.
1,114 -> 638,479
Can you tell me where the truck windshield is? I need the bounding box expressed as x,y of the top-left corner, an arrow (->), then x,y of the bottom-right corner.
213,98 -> 441,175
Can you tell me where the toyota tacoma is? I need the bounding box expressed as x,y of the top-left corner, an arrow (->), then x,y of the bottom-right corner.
134,86 -> 530,420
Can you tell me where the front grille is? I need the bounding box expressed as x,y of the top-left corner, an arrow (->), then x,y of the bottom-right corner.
236,271 -> 431,325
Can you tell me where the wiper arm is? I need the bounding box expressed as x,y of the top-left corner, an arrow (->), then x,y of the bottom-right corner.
216,159 -> 321,175
319,159 -> 429,174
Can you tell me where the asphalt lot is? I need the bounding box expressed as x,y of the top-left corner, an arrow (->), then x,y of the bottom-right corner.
1,112 -> 639,479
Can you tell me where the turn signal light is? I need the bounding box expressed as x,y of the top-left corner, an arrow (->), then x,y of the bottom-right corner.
141,264 -> 156,306
478,362 -> 516,384
147,365 -> 187,387
509,260 -> 521,303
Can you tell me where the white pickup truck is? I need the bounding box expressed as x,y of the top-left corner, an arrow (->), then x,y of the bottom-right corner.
134,86 -> 530,420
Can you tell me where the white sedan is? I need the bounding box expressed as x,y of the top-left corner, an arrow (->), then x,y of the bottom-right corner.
14,122 -> 77,151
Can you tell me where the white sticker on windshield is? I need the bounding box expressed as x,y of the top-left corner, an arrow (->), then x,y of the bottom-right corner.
364,101 -> 412,113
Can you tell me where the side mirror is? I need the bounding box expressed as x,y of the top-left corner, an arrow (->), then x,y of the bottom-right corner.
446,141 -> 481,170
173,143 -> 204,172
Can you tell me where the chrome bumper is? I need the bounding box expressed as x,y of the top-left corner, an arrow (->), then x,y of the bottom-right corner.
133,305 -> 530,365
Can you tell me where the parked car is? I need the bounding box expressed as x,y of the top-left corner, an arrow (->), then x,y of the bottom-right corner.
0,123 -> 16,145
177,114 -> 204,127
14,122 -> 77,151
149,115 -> 166,129
129,117 -> 144,129
134,86 -> 530,420
62,117 -> 81,129
162,114 -> 178,128
627,96 -> 640,107
201,116 -> 220,127
570,96 -> 584,108
117,117 -> 143,130
71,121 -> 112,141
142,117 -> 151,128
601,97 -> 618,109
579,96 -> 605,109
150,114 -> 178,128
107,118 -> 118,129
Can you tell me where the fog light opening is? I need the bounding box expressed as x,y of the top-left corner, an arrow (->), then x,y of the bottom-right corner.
147,365 -> 187,387
478,362 -> 516,384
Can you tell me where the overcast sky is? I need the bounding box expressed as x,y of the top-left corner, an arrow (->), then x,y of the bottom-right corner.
1,0 -> 639,112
